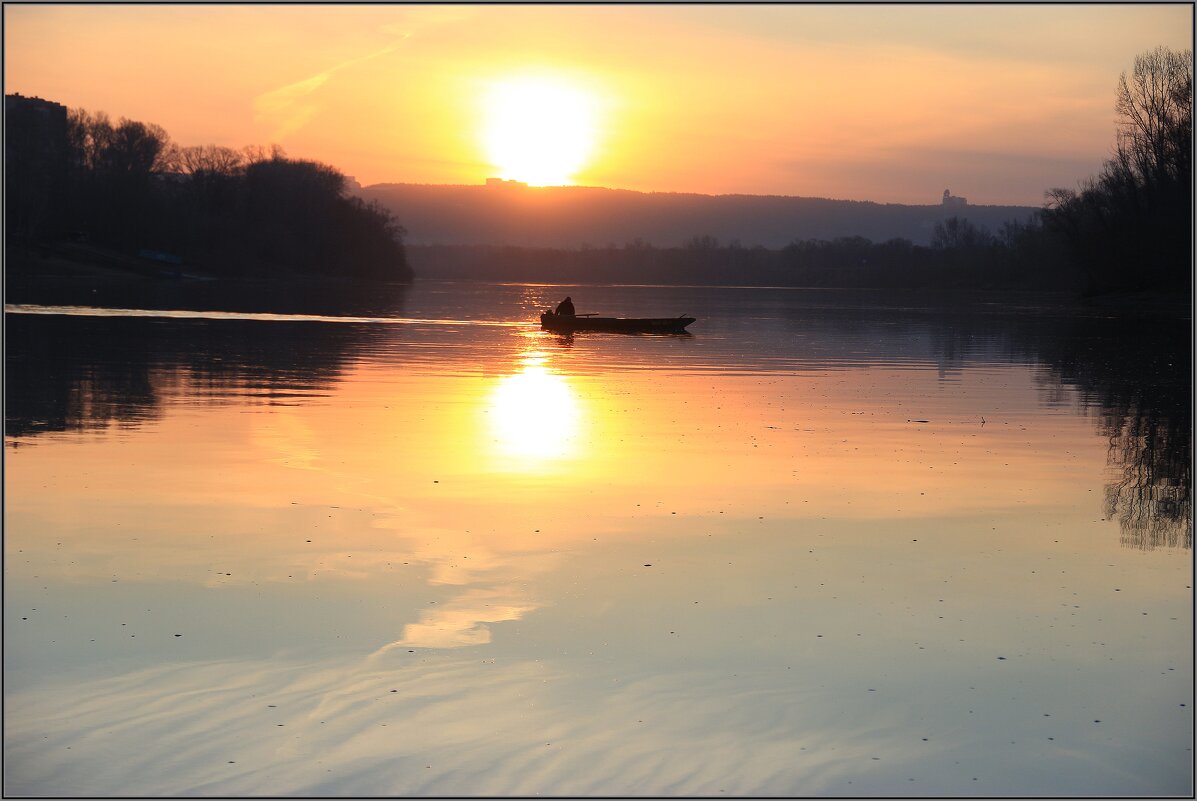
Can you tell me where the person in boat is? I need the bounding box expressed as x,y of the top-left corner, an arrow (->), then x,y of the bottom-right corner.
555,296 -> 576,316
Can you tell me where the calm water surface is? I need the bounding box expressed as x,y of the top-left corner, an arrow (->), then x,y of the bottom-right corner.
4,281 -> 1191,796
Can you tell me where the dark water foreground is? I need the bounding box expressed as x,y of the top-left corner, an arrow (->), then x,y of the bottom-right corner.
4,280 -> 1191,795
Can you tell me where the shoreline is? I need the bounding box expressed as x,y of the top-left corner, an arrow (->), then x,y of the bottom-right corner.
6,251 -> 1188,319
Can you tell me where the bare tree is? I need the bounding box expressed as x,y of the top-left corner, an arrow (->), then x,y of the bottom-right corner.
241,143 -> 286,165
178,144 -> 243,177
1042,46 -> 1192,293
931,216 -> 992,249
1114,46 -> 1193,188
92,118 -> 174,175
66,109 -> 115,172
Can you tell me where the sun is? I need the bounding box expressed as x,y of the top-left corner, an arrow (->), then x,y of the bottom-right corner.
481,74 -> 598,186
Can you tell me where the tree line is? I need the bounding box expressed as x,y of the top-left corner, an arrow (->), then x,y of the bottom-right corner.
407,220 -> 1073,289
6,100 -> 411,282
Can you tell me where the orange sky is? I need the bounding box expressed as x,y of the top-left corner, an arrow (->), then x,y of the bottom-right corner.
4,4 -> 1191,205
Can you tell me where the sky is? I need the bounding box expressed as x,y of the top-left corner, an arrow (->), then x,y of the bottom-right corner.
4,4 -> 1192,205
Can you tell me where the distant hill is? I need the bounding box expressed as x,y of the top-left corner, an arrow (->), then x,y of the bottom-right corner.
356,182 -> 1040,248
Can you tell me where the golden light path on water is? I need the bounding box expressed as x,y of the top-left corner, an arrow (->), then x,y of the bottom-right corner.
364,350 -> 584,651
487,351 -> 581,463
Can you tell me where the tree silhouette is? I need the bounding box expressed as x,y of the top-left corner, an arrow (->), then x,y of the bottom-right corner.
1115,46 -> 1193,189
1043,46 -> 1192,294
931,216 -> 992,250
6,97 -> 411,282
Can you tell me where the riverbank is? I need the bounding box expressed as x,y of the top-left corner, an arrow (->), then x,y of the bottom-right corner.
6,261 -> 412,319
7,241 -> 218,281
7,248 -> 1188,321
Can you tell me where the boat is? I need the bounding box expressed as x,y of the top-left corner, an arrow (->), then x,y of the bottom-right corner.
540,311 -> 696,334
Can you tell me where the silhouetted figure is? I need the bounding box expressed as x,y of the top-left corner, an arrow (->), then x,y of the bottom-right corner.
555,296 -> 575,316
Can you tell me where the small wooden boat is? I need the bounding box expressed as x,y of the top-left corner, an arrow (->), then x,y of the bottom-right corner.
540,311 -> 696,334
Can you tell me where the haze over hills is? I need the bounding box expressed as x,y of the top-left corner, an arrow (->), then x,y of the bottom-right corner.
356,181 -> 1041,249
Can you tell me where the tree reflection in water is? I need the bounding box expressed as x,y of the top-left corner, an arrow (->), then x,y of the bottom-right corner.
1024,308 -> 1190,550
1103,404 -> 1191,550
5,280 -> 409,437
6,313 -> 372,436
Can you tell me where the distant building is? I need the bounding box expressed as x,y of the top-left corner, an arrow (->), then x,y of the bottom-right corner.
486,177 -> 527,189
5,93 -> 68,127
942,189 -> 967,208
5,93 -> 69,242
5,93 -> 68,163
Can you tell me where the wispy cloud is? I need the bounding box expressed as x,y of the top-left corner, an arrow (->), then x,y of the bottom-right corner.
254,41 -> 404,140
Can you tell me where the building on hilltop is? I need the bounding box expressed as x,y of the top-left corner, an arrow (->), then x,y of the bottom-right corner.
942,188 -> 967,208
486,177 -> 527,189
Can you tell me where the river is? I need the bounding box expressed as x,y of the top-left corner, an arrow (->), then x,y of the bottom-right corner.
4,280 -> 1191,796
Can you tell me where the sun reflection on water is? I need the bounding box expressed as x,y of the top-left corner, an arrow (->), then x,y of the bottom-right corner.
488,353 -> 581,463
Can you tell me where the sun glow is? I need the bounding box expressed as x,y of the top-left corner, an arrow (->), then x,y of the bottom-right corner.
488,360 -> 580,461
481,74 -> 599,186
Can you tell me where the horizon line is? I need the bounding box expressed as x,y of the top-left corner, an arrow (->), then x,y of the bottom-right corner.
354,180 -> 1044,210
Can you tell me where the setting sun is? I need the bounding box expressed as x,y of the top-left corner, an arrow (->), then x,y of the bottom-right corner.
480,74 -> 598,186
